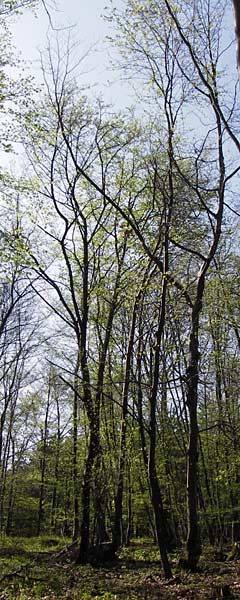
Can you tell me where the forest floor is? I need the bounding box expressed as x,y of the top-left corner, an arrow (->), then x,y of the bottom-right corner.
0,536 -> 240,600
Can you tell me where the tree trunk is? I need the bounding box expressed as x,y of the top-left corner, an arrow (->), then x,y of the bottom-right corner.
232,0 -> 240,76
148,463 -> 172,579
6,436 -> 15,536
125,463 -> 132,546
37,386 -> 50,536
77,424 -> 99,564
93,238 -> 128,546
185,297 -> 202,569
50,395 -> 61,530
112,302 -> 137,552
94,453 -> 109,546
72,353 -> 80,541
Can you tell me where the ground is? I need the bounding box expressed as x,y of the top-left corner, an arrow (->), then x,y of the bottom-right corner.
0,537 -> 240,599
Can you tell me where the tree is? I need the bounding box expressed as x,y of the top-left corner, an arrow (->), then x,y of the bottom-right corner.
0,0 -> 238,579
105,0 -> 240,568
232,0 -> 240,76
22,43 -> 146,561
0,193 -> 40,532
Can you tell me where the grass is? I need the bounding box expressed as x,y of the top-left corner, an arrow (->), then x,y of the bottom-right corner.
0,536 -> 240,599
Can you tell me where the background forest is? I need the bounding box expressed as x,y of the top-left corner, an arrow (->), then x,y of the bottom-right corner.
1,0 -> 240,591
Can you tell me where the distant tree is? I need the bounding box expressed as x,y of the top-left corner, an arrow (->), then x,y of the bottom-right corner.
0,195 -> 39,532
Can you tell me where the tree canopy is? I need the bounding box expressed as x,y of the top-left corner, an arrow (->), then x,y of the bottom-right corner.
0,0 -> 240,593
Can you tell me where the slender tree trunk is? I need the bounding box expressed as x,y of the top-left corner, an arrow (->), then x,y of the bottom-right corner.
93,242 -> 127,545
148,463 -> 172,578
94,453 -> 109,546
51,394 -> 61,531
77,237 -> 127,559
72,352 -> 80,541
77,422 -> 99,563
125,463 -> 132,546
63,475 -> 71,536
112,302 -> 137,552
136,316 -> 149,472
77,223 -> 95,562
185,89 -> 225,567
185,296 -> 202,568
198,436 -> 215,545
37,385 -> 50,536
232,0 -> 240,76
6,436 -> 15,536
0,398 -> 10,531
148,280 -> 172,579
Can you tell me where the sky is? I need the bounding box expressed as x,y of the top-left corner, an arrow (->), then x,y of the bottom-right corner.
8,1 -> 237,111
9,0 -> 129,107
0,0 -> 132,172
5,0 -> 238,157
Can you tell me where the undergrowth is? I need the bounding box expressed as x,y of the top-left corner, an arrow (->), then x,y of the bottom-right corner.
0,536 -> 240,600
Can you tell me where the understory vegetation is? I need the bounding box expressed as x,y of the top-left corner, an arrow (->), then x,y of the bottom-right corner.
1,537 -> 240,599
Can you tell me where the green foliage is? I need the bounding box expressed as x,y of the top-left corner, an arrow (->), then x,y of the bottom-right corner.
0,0 -> 239,581
1,538 -> 240,599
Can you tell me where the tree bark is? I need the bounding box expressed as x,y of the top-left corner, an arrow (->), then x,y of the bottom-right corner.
185,292 -> 203,568
232,0 -> 240,76
112,308 -> 136,551
72,353 -> 80,541
148,279 -> 172,579
37,385 -> 50,536
50,393 -> 61,530
77,423 -> 99,564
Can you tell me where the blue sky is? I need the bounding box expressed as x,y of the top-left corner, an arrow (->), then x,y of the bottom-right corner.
11,1 -> 109,59
9,1 -> 237,111
9,0 -> 129,107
